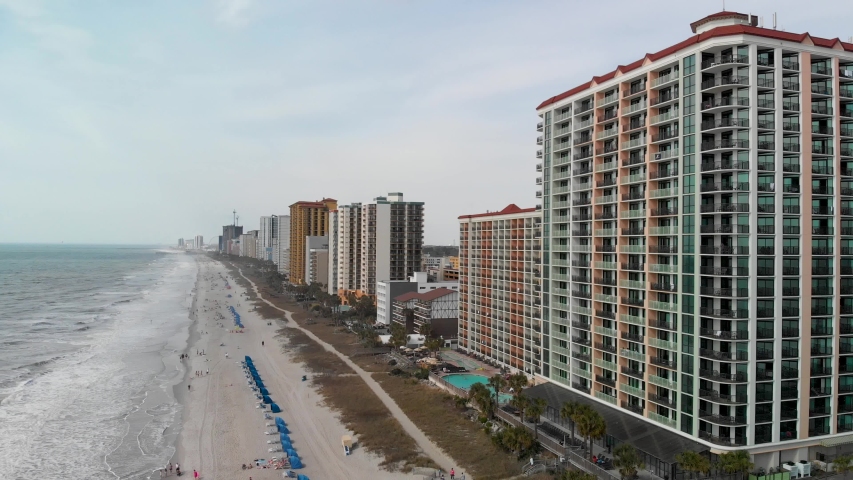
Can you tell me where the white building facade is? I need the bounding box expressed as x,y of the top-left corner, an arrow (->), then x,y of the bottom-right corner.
376,272 -> 458,325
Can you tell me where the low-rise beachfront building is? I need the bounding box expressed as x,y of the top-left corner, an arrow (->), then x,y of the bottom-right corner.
391,288 -> 459,347
303,236 -> 329,286
458,204 -> 541,376
376,272 -> 459,324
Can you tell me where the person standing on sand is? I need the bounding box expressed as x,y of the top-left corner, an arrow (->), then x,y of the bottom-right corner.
450,468 -> 455,479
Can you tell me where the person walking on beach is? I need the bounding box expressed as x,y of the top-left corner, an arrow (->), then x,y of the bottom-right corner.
193,469 -> 199,479
450,468 -> 455,479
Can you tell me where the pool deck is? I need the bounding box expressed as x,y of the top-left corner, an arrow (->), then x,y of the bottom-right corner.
439,350 -> 501,377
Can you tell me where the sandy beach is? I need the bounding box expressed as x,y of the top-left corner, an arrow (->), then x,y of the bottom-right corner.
169,256 -> 423,480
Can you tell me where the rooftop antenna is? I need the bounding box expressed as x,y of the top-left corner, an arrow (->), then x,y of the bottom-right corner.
236,215 -> 240,227
773,12 -> 777,30
233,209 -> 236,226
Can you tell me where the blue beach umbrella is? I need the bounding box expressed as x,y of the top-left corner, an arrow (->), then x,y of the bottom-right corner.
270,403 -> 281,413
281,438 -> 292,450
289,456 -> 303,469
297,475 -> 309,480
263,395 -> 272,404
277,424 -> 289,434
285,448 -> 297,458
275,417 -> 285,426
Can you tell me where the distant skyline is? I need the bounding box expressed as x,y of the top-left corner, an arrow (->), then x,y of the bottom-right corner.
0,0 -> 843,244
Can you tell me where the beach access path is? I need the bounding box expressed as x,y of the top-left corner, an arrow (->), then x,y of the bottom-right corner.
174,258 -> 412,480
236,268 -> 462,475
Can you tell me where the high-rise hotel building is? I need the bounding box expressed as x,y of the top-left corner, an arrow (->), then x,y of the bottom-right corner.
536,11 -> 853,458
359,193 -> 424,298
458,204 -> 541,375
328,203 -> 364,296
327,193 -> 424,300
289,199 -> 337,284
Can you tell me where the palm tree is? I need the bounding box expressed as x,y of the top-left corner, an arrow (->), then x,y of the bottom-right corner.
718,450 -> 753,480
507,372 -> 529,399
560,400 -> 582,446
488,374 -> 507,408
561,470 -> 596,480
525,398 -> 548,438
835,455 -> 853,479
575,405 -> 606,461
512,393 -> 530,423
676,451 -> 710,479
468,382 -> 495,418
389,322 -> 408,351
613,443 -> 644,479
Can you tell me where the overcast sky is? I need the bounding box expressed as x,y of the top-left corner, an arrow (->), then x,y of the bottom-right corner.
0,0 -> 846,245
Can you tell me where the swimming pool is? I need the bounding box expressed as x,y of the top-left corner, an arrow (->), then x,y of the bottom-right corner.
442,374 -> 513,402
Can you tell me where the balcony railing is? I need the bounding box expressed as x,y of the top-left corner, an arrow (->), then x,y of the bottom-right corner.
701,97 -> 749,110
700,117 -> 750,131
701,54 -> 749,69
699,308 -> 749,318
699,369 -> 748,383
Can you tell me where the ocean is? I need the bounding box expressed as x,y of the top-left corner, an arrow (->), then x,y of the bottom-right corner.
0,244 -> 197,480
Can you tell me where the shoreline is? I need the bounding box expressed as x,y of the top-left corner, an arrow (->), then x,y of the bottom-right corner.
169,261 -> 202,471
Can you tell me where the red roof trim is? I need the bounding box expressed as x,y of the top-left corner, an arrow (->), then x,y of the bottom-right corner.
537,24 -> 853,111
393,292 -> 421,302
289,200 -> 332,208
690,11 -> 750,33
393,288 -> 457,302
417,288 -> 457,301
458,204 -> 538,220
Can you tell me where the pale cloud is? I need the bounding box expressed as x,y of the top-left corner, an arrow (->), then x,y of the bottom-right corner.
0,0 -> 43,18
21,22 -> 94,58
215,0 -> 254,27
0,0 -> 850,244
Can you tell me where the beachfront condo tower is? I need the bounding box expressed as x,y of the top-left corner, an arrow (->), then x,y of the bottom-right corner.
359,193 -> 424,298
458,204 -> 541,376
536,10 -> 853,465
289,199 -> 337,284
328,193 -> 425,301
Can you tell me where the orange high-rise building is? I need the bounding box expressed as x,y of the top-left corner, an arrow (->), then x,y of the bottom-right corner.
289,198 -> 337,284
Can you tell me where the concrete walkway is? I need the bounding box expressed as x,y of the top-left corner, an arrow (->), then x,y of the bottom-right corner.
237,269 -> 462,476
